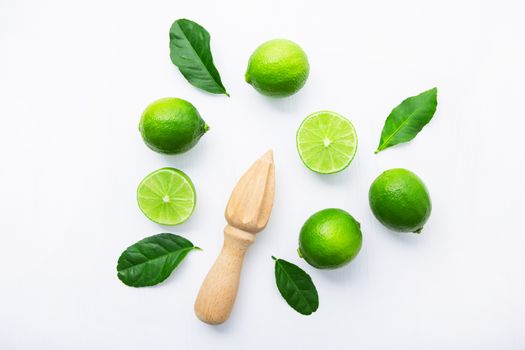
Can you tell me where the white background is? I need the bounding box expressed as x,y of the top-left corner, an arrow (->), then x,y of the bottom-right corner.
1,0 -> 524,349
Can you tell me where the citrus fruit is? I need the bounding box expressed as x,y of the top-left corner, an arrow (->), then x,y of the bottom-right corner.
298,208 -> 362,269
369,168 -> 432,233
139,97 -> 208,154
137,168 -> 196,226
296,111 -> 358,174
245,39 -> 309,97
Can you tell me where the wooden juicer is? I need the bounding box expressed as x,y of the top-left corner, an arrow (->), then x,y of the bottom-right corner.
194,150 -> 275,324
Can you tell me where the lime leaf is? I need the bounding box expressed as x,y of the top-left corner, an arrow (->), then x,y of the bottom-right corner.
375,87 -> 438,153
117,233 -> 200,287
272,256 -> 319,315
169,19 -> 229,96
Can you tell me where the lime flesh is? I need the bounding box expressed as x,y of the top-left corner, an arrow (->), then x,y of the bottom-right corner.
296,111 -> 358,174
137,168 -> 196,225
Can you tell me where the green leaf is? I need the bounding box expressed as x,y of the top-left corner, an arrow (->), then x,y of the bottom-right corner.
375,87 -> 438,153
169,19 -> 229,96
117,233 -> 200,287
272,256 -> 319,315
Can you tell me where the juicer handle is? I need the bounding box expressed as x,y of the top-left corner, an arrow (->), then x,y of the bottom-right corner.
194,225 -> 255,325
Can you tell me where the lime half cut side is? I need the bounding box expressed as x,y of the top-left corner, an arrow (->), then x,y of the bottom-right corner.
296,111 -> 358,174
137,168 -> 196,225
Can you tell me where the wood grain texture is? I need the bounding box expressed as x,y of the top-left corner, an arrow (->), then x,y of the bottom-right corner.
194,150 -> 275,325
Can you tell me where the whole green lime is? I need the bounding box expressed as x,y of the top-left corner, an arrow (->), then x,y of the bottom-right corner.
245,39 -> 309,97
298,208 -> 362,269
369,168 -> 432,233
139,98 -> 208,154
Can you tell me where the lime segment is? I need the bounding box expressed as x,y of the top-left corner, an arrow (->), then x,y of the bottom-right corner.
296,111 -> 358,174
137,168 -> 196,225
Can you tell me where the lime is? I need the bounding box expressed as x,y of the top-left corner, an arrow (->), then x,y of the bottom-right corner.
369,168 -> 432,233
137,168 -> 196,226
298,208 -> 362,269
139,98 -> 208,154
296,111 -> 358,174
245,39 -> 309,97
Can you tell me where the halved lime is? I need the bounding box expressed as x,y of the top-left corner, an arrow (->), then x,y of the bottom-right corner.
296,111 -> 358,174
137,168 -> 196,225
